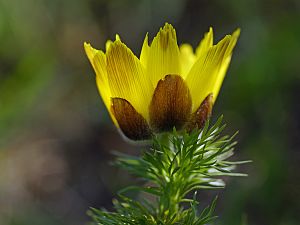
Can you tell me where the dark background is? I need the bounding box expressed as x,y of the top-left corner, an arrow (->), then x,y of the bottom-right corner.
0,0 -> 299,224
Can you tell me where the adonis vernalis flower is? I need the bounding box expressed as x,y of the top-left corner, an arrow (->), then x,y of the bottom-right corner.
84,23 -> 240,141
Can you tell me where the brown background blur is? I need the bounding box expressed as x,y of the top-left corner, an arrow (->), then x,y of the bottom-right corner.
0,0 -> 300,224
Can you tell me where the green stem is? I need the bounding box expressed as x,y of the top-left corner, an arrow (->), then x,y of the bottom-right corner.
156,133 -> 182,222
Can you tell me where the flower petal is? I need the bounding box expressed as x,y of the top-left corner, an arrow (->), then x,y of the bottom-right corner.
186,29 -> 240,112
212,29 -> 240,98
146,23 -> 181,87
84,42 -> 117,125
106,40 -> 113,52
195,27 -> 213,58
179,44 -> 196,78
186,93 -> 213,131
106,39 -> 153,120
111,98 -> 152,140
140,33 -> 150,68
149,74 -> 192,132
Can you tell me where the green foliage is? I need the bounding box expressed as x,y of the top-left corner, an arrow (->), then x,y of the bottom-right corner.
90,117 -> 249,224
89,195 -> 217,225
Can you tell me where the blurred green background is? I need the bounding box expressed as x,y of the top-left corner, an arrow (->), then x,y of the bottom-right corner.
0,0 -> 299,224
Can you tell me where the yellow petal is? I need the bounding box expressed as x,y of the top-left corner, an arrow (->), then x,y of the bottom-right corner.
212,29 -> 240,100
195,27 -> 213,58
186,29 -> 240,112
105,34 -> 120,52
84,42 -> 110,108
84,42 -> 117,126
84,42 -> 98,61
115,34 -> 121,41
95,76 -> 119,127
106,40 -> 113,52
179,44 -> 196,78
140,33 -> 150,68
106,40 -> 153,120
146,23 -> 181,87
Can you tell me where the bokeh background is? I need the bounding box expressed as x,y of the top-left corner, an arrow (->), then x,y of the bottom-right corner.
1,0 -> 300,224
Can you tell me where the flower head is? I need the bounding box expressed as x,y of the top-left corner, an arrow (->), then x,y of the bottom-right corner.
84,23 -> 240,141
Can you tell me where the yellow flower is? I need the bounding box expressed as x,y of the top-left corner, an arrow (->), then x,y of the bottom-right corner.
84,23 -> 240,141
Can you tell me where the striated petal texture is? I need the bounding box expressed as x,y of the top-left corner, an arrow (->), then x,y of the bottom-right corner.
179,43 -> 196,78
149,74 -> 192,132
186,93 -> 213,131
111,98 -> 152,140
84,43 -> 118,125
186,29 -> 240,112
140,33 -> 150,68
147,23 -> 181,87
106,40 -> 153,120
195,27 -> 214,58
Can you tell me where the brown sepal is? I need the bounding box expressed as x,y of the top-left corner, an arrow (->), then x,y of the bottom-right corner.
149,74 -> 192,132
111,98 -> 152,140
186,93 -> 213,132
